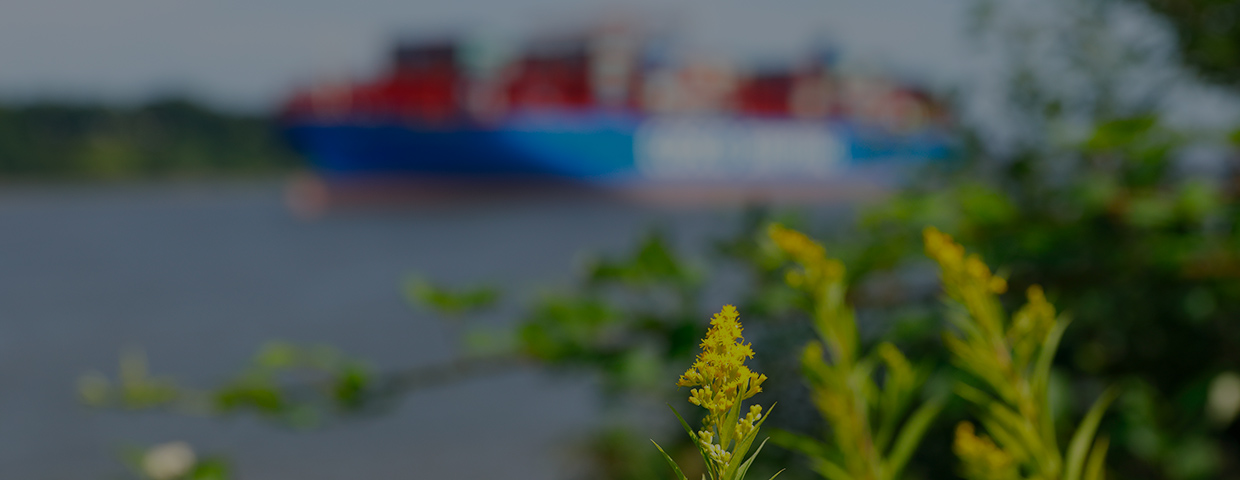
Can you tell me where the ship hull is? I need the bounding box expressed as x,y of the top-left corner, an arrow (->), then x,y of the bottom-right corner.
282,113 -> 954,184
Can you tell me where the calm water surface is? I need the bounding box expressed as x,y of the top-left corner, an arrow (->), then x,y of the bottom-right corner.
0,180 -> 809,480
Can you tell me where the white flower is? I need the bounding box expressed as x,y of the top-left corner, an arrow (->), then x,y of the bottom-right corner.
142,441 -> 196,480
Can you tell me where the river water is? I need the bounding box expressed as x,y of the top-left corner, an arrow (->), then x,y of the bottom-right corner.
0,180 -> 820,480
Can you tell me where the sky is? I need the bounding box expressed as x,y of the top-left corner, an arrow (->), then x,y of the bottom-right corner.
0,0 -> 977,112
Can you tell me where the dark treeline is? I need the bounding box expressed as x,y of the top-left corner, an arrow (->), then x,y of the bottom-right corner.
0,98 -> 299,179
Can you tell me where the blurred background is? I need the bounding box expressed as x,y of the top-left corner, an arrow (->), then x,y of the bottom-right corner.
3,0 -> 1240,479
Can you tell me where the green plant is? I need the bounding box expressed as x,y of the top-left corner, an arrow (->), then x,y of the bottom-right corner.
404,276 -> 499,317
763,224 -> 943,480
653,305 -> 782,480
924,227 -> 1116,480
80,342 -> 380,428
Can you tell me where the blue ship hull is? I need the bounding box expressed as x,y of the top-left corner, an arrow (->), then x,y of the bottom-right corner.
283,113 -> 954,184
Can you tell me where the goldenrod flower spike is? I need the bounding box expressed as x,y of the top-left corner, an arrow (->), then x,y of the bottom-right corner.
924,226 -> 1008,343
653,305 -> 781,480
767,223 -> 944,480
924,226 -> 1116,480
678,305 -> 767,415
767,224 -> 855,364
954,422 -> 1018,480
924,227 -> 1006,295
768,224 -> 845,289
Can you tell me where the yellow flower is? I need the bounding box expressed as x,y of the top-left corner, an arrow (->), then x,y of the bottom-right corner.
1008,285 -> 1057,366
676,305 -> 771,475
678,305 -> 767,417
768,224 -> 845,290
954,422 -> 1017,480
924,227 -> 1007,295
734,404 -> 763,440
924,227 -> 1009,340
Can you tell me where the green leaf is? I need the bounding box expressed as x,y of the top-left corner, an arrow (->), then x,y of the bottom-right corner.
882,396 -> 945,480
768,428 -> 829,460
975,415 -> 1033,464
734,437 -> 770,480
955,383 -> 1034,463
1031,317 -> 1068,395
720,395 -> 744,458
953,382 -> 997,409
652,440 -> 690,480
669,404 -> 696,438
730,403 -> 776,476
1064,388 -> 1118,480
190,457 -> 232,480
1033,317 -> 1069,454
405,276 -> 499,317
669,404 -> 716,479
874,344 -> 918,452
810,458 -> 855,480
1082,436 -> 1110,480
982,400 -> 1043,458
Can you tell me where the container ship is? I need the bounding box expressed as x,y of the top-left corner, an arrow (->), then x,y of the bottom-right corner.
279,27 -> 955,205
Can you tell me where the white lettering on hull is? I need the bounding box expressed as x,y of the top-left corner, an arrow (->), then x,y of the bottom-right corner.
634,118 -> 843,180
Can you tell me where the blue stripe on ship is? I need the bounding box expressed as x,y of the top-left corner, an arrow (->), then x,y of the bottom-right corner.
283,113 -> 956,181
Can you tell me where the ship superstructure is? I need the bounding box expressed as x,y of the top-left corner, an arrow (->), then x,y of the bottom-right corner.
280,24 -> 954,185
